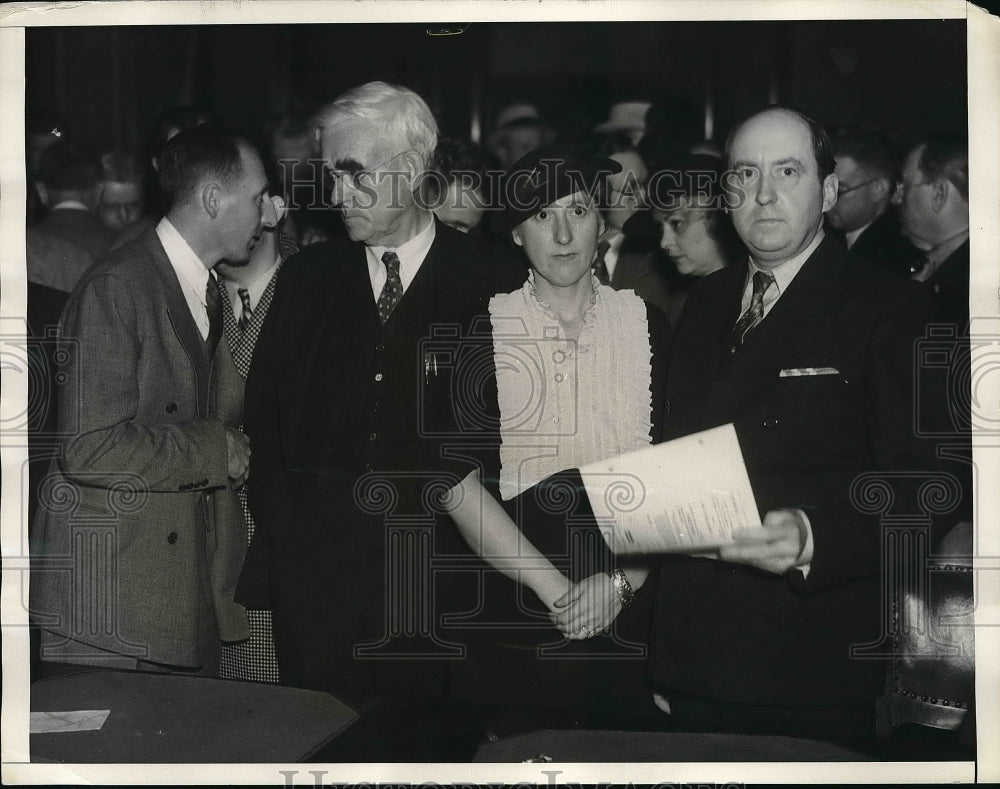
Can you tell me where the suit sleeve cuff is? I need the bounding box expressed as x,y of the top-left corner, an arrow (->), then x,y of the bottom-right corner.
793,508 -> 814,579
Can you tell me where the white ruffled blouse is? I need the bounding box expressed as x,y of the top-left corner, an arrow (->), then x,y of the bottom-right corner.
489,272 -> 654,501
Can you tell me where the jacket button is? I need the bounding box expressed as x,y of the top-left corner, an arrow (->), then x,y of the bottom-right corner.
762,416 -> 779,429
369,432 -> 377,442
365,463 -> 374,472
374,373 -> 384,382
167,532 -> 178,544
166,403 -> 178,414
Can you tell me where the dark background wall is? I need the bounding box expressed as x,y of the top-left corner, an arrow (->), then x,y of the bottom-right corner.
26,20 -> 966,157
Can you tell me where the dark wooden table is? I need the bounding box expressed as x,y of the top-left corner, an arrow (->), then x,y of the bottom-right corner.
31,669 -> 357,763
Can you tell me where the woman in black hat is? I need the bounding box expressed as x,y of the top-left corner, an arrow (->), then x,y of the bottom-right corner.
444,145 -> 670,731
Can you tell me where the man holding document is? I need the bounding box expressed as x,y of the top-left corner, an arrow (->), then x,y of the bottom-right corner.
644,107 -> 950,743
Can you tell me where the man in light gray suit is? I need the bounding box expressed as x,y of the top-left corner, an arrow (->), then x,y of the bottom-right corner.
31,125 -> 278,675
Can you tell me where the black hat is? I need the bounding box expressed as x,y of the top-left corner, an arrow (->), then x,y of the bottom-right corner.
494,144 -> 622,235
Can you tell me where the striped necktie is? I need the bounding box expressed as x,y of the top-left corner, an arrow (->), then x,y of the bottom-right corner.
237,288 -> 254,333
731,270 -> 774,351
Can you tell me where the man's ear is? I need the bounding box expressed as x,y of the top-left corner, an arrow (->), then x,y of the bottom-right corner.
821,173 -> 838,213
871,176 -> 891,199
511,227 -> 524,248
202,183 -> 222,219
931,178 -> 949,213
400,151 -> 424,192
35,182 -> 50,207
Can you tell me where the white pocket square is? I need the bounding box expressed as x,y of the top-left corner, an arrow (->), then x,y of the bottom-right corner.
779,367 -> 840,377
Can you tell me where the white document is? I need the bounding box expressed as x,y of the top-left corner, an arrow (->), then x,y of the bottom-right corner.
579,424 -> 762,555
30,709 -> 111,733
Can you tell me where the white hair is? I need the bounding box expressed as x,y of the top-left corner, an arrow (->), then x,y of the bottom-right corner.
313,81 -> 438,168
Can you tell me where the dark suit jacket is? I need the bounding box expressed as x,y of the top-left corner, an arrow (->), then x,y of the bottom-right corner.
239,219 -> 507,706
607,234 -> 675,320
845,209 -> 922,278
30,227 -> 248,669
35,206 -> 116,262
924,238 -> 970,333
652,235 -> 952,706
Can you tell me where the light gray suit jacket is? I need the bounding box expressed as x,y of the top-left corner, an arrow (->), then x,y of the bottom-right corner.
31,226 -> 249,669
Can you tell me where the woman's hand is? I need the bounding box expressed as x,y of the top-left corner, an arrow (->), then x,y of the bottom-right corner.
549,573 -> 622,640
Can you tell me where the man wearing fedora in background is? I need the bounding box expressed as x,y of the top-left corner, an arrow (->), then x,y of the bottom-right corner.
594,100 -> 653,147
487,102 -> 555,171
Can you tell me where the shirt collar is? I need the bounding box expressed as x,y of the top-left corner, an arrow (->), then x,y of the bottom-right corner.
156,216 -> 212,304
748,228 -> 825,298
368,212 -> 436,269
925,228 -> 969,267
222,255 -> 281,309
844,221 -> 872,250
606,230 -> 625,253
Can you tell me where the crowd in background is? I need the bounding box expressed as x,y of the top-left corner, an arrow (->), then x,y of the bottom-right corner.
23,84 -> 974,763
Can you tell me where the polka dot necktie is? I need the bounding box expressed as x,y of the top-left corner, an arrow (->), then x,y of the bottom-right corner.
376,250 -> 403,325
731,270 -> 775,351
237,287 -> 254,333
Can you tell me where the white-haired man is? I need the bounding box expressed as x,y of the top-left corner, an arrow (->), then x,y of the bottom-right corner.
238,81 -> 521,760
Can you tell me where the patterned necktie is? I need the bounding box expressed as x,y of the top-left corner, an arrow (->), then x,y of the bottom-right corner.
593,240 -> 612,285
731,270 -> 774,350
206,273 -> 223,353
237,287 -> 254,333
376,250 -> 403,325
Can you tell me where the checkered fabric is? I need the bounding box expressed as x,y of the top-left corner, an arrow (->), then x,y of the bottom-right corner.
218,232 -> 298,684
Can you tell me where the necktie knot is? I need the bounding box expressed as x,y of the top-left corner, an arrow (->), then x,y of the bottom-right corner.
750,269 -> 773,299
377,250 -> 403,325
382,250 -> 401,275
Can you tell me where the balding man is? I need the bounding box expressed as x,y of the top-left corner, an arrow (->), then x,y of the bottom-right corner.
652,107 -> 951,744
31,126 -> 277,674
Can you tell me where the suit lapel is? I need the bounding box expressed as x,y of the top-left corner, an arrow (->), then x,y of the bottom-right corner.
145,229 -> 212,414
707,237 -> 846,411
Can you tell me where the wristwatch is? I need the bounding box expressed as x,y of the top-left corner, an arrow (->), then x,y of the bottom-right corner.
609,569 -> 634,610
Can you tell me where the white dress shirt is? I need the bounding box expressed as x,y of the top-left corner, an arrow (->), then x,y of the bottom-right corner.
740,228 -> 825,319
156,217 -> 214,341
223,256 -> 281,320
365,214 -> 436,302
